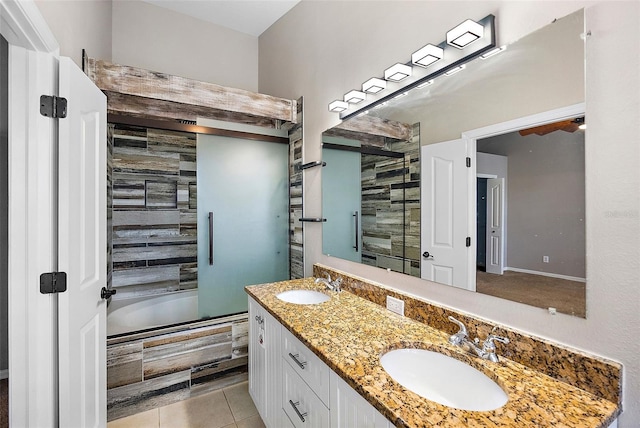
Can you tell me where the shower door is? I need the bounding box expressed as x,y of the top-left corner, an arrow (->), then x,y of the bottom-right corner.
197,134 -> 289,319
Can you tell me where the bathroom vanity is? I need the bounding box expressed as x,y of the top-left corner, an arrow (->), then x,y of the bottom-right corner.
246,273 -> 620,427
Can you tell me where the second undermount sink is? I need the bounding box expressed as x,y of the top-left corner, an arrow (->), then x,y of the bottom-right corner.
380,348 -> 508,411
276,289 -> 330,305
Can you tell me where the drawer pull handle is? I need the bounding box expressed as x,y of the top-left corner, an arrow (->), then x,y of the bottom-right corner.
289,400 -> 308,422
289,352 -> 307,369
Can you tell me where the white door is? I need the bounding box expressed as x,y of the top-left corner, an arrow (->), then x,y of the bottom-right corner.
485,178 -> 505,275
57,56 -> 107,427
421,140 -> 472,290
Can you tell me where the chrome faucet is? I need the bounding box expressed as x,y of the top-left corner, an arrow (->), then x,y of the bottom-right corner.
315,273 -> 342,292
448,316 -> 509,362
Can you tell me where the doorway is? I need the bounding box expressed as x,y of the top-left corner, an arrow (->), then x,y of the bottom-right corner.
476,178 -> 487,271
467,105 -> 587,316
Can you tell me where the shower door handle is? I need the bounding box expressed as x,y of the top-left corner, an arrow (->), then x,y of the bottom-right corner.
208,212 -> 214,265
353,211 -> 359,252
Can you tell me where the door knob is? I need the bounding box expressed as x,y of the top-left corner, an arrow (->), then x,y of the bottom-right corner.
101,287 -> 117,300
422,251 -> 434,260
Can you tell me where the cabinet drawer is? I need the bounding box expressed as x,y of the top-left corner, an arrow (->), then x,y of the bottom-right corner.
281,327 -> 330,406
282,361 -> 330,428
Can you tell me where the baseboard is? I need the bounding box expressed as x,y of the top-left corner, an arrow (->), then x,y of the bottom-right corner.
504,267 -> 586,283
0,369 -> 8,380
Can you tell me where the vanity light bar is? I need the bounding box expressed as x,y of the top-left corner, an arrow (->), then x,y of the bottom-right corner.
412,44 -> 444,68
447,19 -> 484,49
480,45 -> 506,59
384,63 -> 412,82
328,100 -> 349,112
444,65 -> 466,76
329,14 -> 495,117
344,90 -> 367,104
362,77 -> 387,94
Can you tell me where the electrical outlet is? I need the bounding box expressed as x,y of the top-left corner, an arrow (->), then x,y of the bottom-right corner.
543,255 -> 550,263
386,296 -> 404,316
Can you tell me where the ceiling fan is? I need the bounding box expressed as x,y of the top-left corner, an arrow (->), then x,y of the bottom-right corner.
519,117 -> 585,136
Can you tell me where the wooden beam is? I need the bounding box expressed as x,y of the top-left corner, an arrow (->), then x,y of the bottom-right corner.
108,114 -> 289,144
86,58 -> 297,123
323,127 -> 386,148
335,115 -> 413,141
105,91 -> 283,129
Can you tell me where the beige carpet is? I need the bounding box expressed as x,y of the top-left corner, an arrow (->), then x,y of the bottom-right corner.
476,270 -> 586,317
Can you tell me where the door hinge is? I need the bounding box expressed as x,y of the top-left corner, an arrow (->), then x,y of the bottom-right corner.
466,157 -> 471,168
40,272 -> 67,294
40,95 -> 67,119
466,237 -> 471,247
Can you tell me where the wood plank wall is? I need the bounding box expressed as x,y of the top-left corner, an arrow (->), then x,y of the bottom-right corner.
361,123 -> 420,276
107,315 -> 248,421
289,98 -> 304,279
110,124 -> 198,299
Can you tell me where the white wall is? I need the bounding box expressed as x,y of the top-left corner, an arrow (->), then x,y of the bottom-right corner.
35,0 -> 112,67
112,1 -> 259,92
259,1 -> 639,425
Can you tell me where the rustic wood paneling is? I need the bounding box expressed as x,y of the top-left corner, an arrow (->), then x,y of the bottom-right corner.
111,124 -> 197,299
104,91 -> 284,129
289,97 -> 304,279
87,58 -> 296,123
107,316 -> 249,421
358,123 -> 420,277
335,115 -> 413,141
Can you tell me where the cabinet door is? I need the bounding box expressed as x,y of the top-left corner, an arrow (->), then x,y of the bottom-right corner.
330,371 -> 391,428
264,305 -> 282,428
249,297 -> 282,428
248,298 -> 266,417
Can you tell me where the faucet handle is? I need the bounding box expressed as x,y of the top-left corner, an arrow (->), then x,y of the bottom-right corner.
332,277 -> 342,292
483,334 -> 510,352
447,316 -> 468,345
448,316 -> 467,334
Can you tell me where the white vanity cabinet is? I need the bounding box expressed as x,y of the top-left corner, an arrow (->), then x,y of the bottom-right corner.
330,372 -> 391,428
248,296 -> 391,428
281,327 -> 331,427
248,297 -> 282,428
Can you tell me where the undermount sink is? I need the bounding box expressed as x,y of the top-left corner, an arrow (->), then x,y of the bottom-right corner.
380,348 -> 508,411
276,289 -> 330,305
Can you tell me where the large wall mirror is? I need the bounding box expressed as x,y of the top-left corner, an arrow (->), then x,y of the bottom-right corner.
321,9 -> 586,317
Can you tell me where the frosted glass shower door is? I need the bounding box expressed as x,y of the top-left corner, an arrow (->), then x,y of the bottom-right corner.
197,134 -> 289,319
322,147 -> 362,263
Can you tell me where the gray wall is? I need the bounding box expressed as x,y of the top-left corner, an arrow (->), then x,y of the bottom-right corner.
1,34 -> 8,372
35,1 -> 259,92
112,1 -> 259,92
35,0 -> 112,67
258,2 -> 640,424
479,130 -> 586,278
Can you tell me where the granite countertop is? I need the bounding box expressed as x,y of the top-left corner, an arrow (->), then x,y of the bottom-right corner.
246,278 -> 619,428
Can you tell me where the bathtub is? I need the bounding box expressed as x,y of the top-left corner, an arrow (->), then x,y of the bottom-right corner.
107,290 -> 199,336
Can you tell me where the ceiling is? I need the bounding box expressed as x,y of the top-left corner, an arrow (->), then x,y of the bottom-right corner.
141,0 -> 301,37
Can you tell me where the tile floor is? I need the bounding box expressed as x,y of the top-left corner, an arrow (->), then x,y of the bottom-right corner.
108,381 -> 265,428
